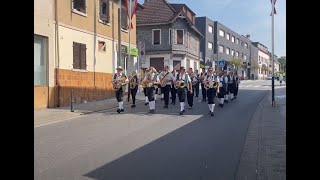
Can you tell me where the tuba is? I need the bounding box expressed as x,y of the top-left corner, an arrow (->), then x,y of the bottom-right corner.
160,71 -> 170,87
174,80 -> 185,89
113,76 -> 126,91
204,78 -> 218,90
129,73 -> 137,89
142,67 -> 158,89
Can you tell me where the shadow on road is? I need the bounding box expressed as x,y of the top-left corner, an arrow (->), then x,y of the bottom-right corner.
81,89 -> 269,180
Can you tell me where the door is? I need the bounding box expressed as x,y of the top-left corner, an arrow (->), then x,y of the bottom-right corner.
173,60 -> 181,70
150,57 -> 164,71
34,35 -> 48,109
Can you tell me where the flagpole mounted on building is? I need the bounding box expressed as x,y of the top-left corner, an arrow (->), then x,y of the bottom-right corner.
271,0 -> 277,107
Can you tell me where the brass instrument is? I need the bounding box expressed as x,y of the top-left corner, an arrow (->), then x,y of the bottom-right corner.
142,67 -> 158,89
160,71 -> 170,87
113,76 -> 127,91
129,74 -> 137,89
174,80 -> 186,89
204,76 -> 218,90
191,74 -> 199,86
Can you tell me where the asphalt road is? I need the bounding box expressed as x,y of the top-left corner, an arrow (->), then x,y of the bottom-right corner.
35,80 -> 279,180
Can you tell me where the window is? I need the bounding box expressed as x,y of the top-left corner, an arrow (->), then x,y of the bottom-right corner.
98,41 -> 106,51
99,0 -> 110,23
240,40 -> 244,46
152,29 -> 161,45
236,38 -> 239,44
121,6 -> 128,30
232,36 -> 235,43
244,54 -> 247,60
236,51 -> 239,57
231,49 -> 234,56
34,35 -> 47,85
244,43 -> 248,48
241,53 -> 244,59
208,25 -> 213,33
208,42 -> 213,50
226,33 -> 230,40
219,29 -> 225,37
169,28 -> 172,44
219,45 -> 224,53
194,61 -> 198,71
226,47 -> 230,55
72,0 -> 87,15
73,42 -> 87,70
176,29 -> 184,45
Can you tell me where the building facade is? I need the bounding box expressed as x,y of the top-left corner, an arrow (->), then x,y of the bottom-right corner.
252,42 -> 271,80
34,0 -> 139,109
136,0 -> 202,72
196,17 -> 252,78
34,0 -> 56,109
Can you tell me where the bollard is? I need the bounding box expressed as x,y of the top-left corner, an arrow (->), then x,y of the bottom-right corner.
71,89 -> 74,112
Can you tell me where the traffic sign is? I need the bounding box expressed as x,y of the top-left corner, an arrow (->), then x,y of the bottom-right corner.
218,59 -> 225,67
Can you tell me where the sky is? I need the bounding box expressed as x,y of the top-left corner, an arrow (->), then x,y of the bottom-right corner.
137,0 -> 286,57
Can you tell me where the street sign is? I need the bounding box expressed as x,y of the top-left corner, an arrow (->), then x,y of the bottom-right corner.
218,59 -> 225,67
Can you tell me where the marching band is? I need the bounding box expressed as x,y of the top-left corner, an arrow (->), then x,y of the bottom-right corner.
113,65 -> 241,116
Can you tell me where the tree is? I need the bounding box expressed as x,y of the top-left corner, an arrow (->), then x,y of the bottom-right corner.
200,63 -> 205,69
229,58 -> 243,71
250,61 -> 259,80
278,56 -> 286,72
261,64 -> 268,79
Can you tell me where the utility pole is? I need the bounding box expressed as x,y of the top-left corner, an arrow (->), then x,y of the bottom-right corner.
118,0 -> 122,68
271,0 -> 275,107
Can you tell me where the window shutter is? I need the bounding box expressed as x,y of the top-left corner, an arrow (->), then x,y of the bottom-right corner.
80,44 -> 87,70
73,42 -> 80,69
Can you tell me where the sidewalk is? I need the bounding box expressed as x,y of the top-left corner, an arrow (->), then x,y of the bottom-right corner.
236,87 -> 286,179
34,92 -> 146,127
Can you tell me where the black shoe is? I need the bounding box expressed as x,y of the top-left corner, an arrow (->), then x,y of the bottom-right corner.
196,95 -> 198,97
211,112 -> 214,116
145,102 -> 148,105
208,111 -> 211,114
179,111 -> 183,115
149,109 -> 155,113
117,109 -> 121,113
188,106 -> 192,109
221,104 -> 224,108
234,96 -> 237,99
161,98 -> 164,101
231,98 -> 234,101
225,100 -> 228,103
121,109 -> 124,112
183,110 -> 185,113
131,105 -> 135,108
163,105 -> 168,109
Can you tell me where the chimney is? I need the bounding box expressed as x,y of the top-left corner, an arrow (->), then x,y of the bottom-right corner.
246,34 -> 250,39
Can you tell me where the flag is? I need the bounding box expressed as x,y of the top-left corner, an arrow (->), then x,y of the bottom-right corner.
125,0 -> 138,29
270,0 -> 277,16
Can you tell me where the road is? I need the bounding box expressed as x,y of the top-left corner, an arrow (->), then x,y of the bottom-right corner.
34,80 -> 284,180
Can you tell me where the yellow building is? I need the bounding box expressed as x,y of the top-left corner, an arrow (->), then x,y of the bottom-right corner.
34,0 -> 140,109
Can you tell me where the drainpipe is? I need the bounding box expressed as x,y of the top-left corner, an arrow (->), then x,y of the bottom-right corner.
54,0 -> 61,107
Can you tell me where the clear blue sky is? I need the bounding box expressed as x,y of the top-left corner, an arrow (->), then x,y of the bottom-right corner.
137,0 -> 286,57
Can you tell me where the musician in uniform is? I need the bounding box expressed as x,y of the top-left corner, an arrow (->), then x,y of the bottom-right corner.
193,69 -> 200,97
203,67 -> 219,116
173,66 -> 192,115
160,65 -> 175,108
200,68 -> 207,102
143,67 -> 160,113
187,67 -> 195,109
229,71 -> 235,101
217,71 -> 226,107
170,69 -> 177,105
233,72 -> 240,99
223,70 -> 230,103
112,66 -> 129,113
143,68 -> 149,105
129,71 -> 139,108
